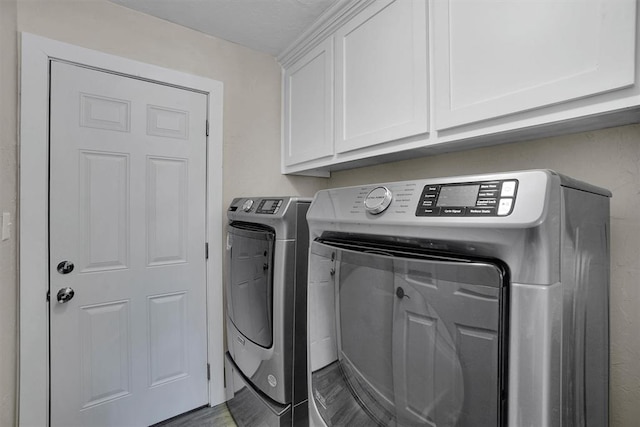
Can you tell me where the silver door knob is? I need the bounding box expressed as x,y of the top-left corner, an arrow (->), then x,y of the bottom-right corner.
56,287 -> 75,303
56,260 -> 74,274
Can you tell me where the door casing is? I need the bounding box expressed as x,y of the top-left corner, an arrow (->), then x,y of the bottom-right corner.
18,32 -> 225,427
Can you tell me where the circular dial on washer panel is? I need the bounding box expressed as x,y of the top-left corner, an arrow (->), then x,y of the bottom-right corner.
242,199 -> 254,212
364,186 -> 393,214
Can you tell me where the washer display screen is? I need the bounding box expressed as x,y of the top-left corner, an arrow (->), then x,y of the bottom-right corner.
436,185 -> 480,207
256,199 -> 283,214
261,200 -> 278,211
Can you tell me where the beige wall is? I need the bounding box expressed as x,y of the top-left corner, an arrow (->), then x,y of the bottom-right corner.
329,123 -> 640,427
17,0 -> 326,207
0,0 -> 18,425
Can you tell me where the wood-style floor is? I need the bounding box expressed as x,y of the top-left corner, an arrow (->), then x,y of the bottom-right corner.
152,403 -> 238,427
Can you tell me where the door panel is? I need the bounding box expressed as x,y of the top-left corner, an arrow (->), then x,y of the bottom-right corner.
79,300 -> 131,408
147,157 -> 188,265
49,61 -> 208,427
148,291 -> 189,386
78,151 -> 130,272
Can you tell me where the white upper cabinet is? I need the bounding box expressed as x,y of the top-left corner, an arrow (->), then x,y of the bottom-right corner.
335,0 -> 428,153
283,37 -> 334,167
433,0 -> 637,130
280,0 -> 639,175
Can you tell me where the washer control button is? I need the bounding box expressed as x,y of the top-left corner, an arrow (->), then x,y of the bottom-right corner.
501,181 -> 517,197
497,198 -> 513,216
364,186 -> 393,215
441,207 -> 466,216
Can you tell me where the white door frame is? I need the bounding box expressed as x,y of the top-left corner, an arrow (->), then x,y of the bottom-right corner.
19,32 -> 225,427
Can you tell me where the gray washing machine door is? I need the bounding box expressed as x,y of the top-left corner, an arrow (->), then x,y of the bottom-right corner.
226,222 -> 275,348
308,238 -> 508,427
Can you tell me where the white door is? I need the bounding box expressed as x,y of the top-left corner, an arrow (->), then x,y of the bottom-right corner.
49,60 -> 209,427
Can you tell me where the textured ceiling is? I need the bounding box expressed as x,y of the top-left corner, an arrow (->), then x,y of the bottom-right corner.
110,0 -> 338,56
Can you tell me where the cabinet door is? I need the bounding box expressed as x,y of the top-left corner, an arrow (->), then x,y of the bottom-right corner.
335,0 -> 428,154
283,37 -> 334,166
434,0 -> 637,130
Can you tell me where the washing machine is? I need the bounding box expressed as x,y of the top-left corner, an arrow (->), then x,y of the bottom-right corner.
225,196 -> 310,426
306,170 -> 610,427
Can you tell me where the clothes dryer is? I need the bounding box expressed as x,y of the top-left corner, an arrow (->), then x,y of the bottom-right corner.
306,170 -> 609,427
225,197 -> 310,426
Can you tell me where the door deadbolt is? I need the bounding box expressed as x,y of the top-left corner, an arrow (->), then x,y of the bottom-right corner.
396,287 -> 410,299
56,287 -> 75,303
57,261 -> 74,275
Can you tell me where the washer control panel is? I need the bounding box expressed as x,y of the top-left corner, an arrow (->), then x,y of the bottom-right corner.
415,180 -> 518,217
229,198 -> 284,215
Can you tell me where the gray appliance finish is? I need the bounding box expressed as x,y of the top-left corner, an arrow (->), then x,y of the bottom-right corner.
225,196 -> 311,427
306,170 -> 610,427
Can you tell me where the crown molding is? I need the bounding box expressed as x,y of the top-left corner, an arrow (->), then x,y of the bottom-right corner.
277,0 -> 376,68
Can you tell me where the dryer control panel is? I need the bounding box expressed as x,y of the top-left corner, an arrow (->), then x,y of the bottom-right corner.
416,179 -> 518,217
255,198 -> 283,214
